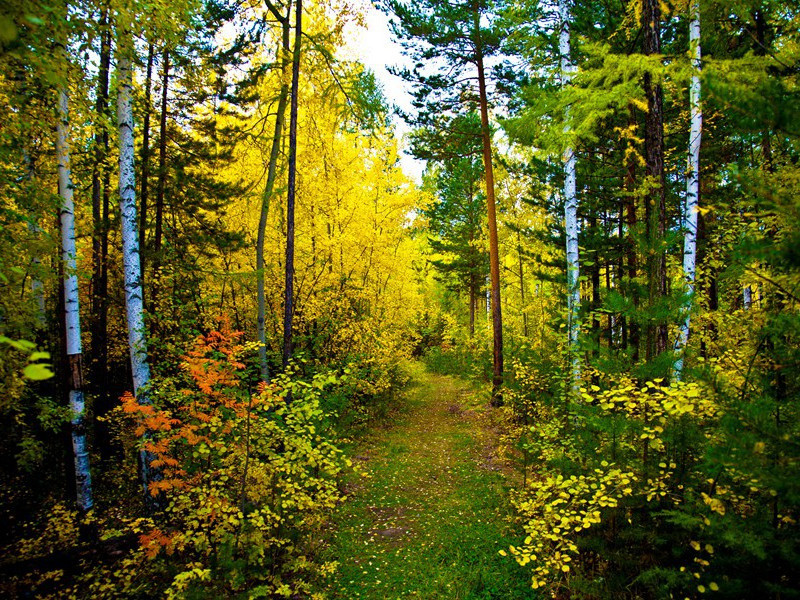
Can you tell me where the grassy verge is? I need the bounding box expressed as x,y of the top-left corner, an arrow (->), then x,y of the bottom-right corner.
312,363 -> 535,599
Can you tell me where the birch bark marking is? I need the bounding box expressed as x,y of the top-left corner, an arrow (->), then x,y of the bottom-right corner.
117,38 -> 157,504
56,66 -> 93,511
675,0 -> 702,379
560,0 -> 580,385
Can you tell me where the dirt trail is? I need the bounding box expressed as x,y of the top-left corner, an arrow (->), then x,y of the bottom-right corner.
313,365 -> 533,599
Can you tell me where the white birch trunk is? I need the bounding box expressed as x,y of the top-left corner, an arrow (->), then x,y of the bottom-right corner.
117,45 -> 156,501
560,0 -> 580,384
674,0 -> 702,379
743,285 -> 752,310
57,77 -> 93,511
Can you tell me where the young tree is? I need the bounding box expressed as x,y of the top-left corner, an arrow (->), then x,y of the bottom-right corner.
56,36 -> 92,512
117,21 -> 157,506
559,0 -> 579,385
258,0 -> 291,381
674,0 -> 702,379
283,0 -> 302,370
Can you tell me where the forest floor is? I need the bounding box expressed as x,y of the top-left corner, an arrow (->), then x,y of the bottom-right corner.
312,363 -> 535,599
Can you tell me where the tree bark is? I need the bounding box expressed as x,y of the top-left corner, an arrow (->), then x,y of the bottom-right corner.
643,0 -> 668,364
91,10 -> 112,456
674,0 -> 702,379
139,43 -> 155,281
152,47 -> 170,309
56,51 -> 93,511
258,1 -> 291,381
625,108 -> 640,363
117,31 -> 159,509
474,13 -> 503,404
560,0 -> 580,386
283,0 -> 302,370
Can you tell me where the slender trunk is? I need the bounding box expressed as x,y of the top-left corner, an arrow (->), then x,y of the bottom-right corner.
91,14 -> 112,454
117,35 -> 158,508
469,280 -> 476,338
258,4 -> 291,381
625,107 -> 639,362
139,43 -> 155,281
674,0 -> 702,379
643,0 -> 668,364
56,57 -> 93,511
560,0 -> 580,385
517,228 -> 528,338
591,217 -> 601,357
475,15 -> 503,403
283,0 -> 302,370
152,47 -> 170,308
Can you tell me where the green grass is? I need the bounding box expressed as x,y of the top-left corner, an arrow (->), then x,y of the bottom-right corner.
312,363 -> 536,599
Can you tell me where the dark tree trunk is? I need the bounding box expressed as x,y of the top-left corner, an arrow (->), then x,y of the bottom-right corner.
642,0 -> 668,364
475,14 -> 503,403
625,107 -> 639,363
90,11 -> 112,457
283,0 -> 302,370
139,43 -> 155,283
258,0 -> 291,381
152,48 -> 170,309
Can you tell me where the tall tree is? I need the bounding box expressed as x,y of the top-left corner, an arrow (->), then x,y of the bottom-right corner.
117,22 -> 157,506
383,0 -> 505,401
258,0 -> 291,381
56,34 -> 92,512
642,0 -> 669,365
674,0 -> 702,379
90,6 -> 112,454
283,0 -> 301,369
559,0 -> 580,386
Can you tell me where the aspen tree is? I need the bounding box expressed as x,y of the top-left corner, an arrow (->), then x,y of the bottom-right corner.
675,0 -> 702,379
56,30 -> 92,511
117,22 -> 158,506
560,0 -> 580,385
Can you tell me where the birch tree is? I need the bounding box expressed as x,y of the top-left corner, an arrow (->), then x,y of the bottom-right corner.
117,23 -> 157,505
560,0 -> 580,385
56,41 -> 92,511
674,0 -> 702,379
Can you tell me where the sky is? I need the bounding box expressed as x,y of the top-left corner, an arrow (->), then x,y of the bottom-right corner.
343,3 -> 426,183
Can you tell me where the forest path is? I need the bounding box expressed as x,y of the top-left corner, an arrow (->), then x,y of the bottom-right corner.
313,363 -> 533,599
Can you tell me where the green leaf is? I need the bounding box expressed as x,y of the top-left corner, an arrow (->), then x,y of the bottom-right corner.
24,363 -> 55,381
29,351 -> 51,362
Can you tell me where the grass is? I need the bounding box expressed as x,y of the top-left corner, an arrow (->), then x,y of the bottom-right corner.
312,362 -> 536,599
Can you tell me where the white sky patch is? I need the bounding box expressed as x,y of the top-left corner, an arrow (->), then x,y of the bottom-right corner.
343,2 -> 426,183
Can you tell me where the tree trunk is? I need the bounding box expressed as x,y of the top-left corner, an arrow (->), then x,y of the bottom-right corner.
117,34 -> 158,509
674,0 -> 702,379
91,11 -> 112,456
518,229 -> 528,338
625,107 -> 639,363
139,43 -> 155,281
643,0 -> 668,365
560,0 -> 580,386
56,55 -> 93,511
283,0 -> 302,370
474,14 -> 503,404
258,2 -> 291,381
152,47 -> 170,309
